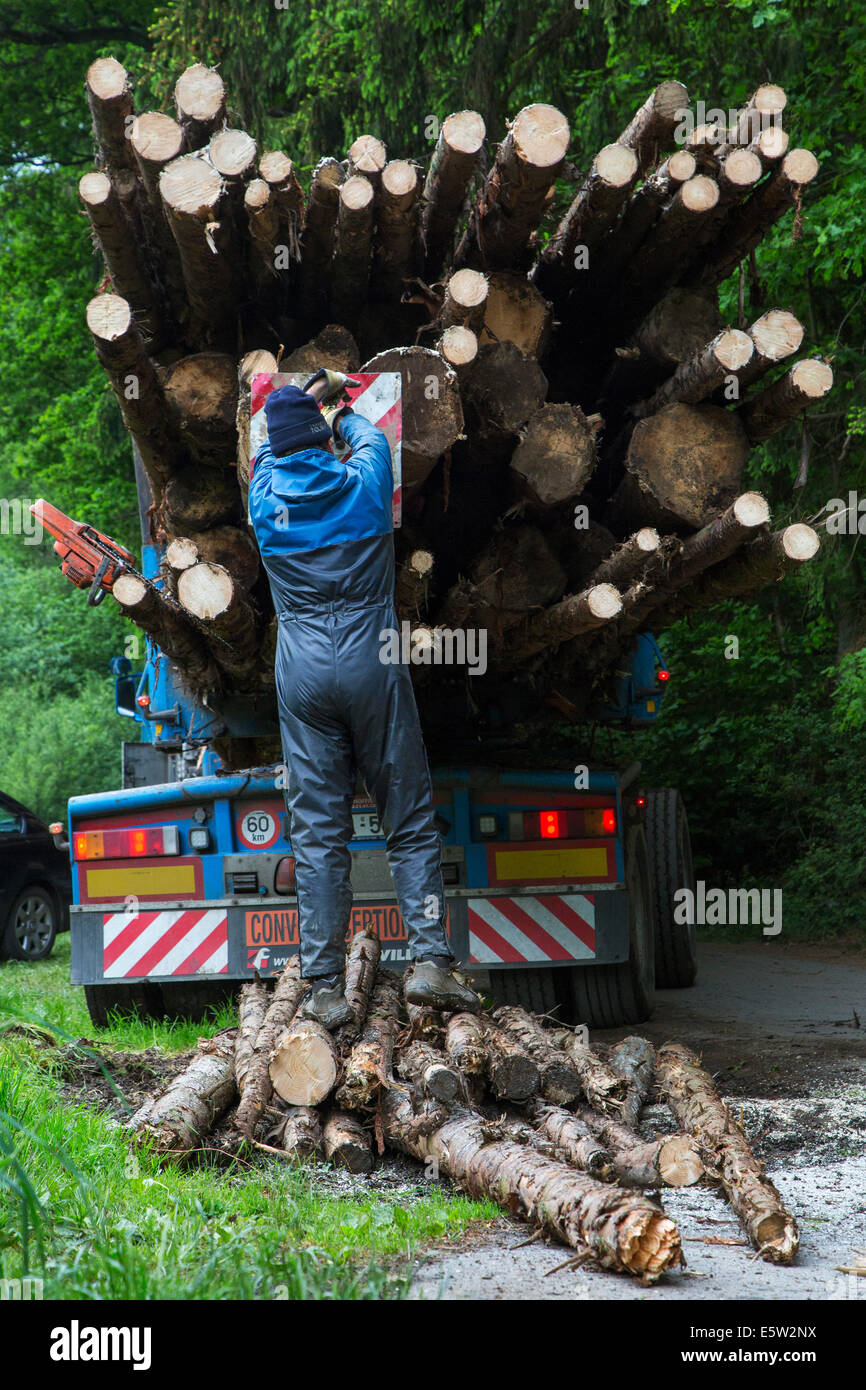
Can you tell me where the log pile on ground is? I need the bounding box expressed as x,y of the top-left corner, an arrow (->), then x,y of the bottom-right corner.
77,60 -> 829,765
129,944 -> 799,1279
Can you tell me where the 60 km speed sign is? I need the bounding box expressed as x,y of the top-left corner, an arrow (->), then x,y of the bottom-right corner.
236,807 -> 280,850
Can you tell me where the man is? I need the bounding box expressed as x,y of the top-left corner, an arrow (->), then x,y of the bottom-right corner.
248,370 -> 480,1028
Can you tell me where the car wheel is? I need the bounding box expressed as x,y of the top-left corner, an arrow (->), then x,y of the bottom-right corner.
2,886 -> 58,961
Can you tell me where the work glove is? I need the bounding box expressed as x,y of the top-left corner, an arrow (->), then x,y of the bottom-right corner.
323,402 -> 353,442
302,368 -> 361,404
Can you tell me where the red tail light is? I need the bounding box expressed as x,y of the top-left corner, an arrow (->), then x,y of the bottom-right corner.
517,807 -> 617,840
602,808 -> 616,833
657,669 -> 670,682
539,810 -> 564,839
73,826 -> 180,860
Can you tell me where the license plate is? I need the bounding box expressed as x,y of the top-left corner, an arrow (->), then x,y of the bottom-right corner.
352,810 -> 382,839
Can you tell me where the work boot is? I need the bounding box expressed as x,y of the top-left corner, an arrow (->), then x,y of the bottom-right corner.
404,956 -> 482,1013
301,975 -> 352,1030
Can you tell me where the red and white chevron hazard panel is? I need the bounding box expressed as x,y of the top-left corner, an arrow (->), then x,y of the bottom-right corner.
102,909 -> 228,979
468,895 -> 596,965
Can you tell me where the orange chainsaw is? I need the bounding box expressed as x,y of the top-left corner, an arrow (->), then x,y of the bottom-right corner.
32,499 -> 143,606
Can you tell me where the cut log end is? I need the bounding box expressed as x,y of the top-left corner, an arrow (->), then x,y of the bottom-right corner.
447,267 -> 488,310
511,103 -> 570,168
791,358 -> 834,398
86,56 -> 130,101
750,310 -> 804,361
681,175 -> 720,213
438,325 -> 478,369
175,64 -> 226,123
781,523 -> 820,561
587,583 -> 623,620
177,561 -> 234,619
130,112 -> 184,165
732,492 -> 772,528
112,573 -> 148,607
382,159 -> 418,198
782,148 -> 819,185
86,292 -> 132,341
269,1019 -> 339,1107
596,142 -> 639,187
722,149 -> 763,186
442,110 -> 486,154
348,134 -> 387,177
209,128 -> 257,179
657,1135 -> 705,1187
667,150 -> 697,181
636,527 -> 661,552
160,154 -> 223,214
79,171 -> 112,206
340,174 -> 375,212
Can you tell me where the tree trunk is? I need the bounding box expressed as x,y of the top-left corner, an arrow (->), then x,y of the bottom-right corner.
717,84 -> 787,157
479,272 -> 553,358
455,104 -> 570,271
323,1108 -> 373,1172
395,547 -> 434,620
177,561 -> 260,681
330,175 -> 375,324
589,529 -> 663,590
635,329 -> 754,416
381,1090 -> 682,1278
548,1029 -> 628,1115
375,160 -> 421,297
527,1100 -> 611,1177
234,959 -> 307,1139
85,57 -> 136,173
655,524 -> 820,623
405,1002 -> 444,1042
282,324 -> 361,376
361,346 -> 463,492
614,402 -> 751,531
129,112 -> 187,315
445,1012 -> 487,1077
482,1022 -> 540,1102
131,1031 -> 236,1154
234,979 -> 269,1100
498,584 -> 622,667
533,143 -> 638,300
277,1105 -> 323,1161
738,359 -> 833,444
269,1018 -> 340,1106
510,403 -> 597,508
335,977 -> 402,1111
463,341 -> 547,447
616,81 -> 690,175
174,64 -> 226,150
574,1107 -> 704,1189
160,352 -> 238,464
607,1035 -> 656,1130
163,464 -> 240,532
397,1040 -> 466,1104
693,148 -> 819,289
492,1006 -> 582,1105
79,172 -> 163,345
160,154 -> 237,345
298,158 -> 344,320
85,293 -> 179,493
594,152 -> 696,287
439,524 -> 566,638
420,110 -> 486,279
655,1042 -> 799,1262
244,179 -> 282,281
620,175 -> 720,320
440,268 -> 489,332
335,928 -> 381,1044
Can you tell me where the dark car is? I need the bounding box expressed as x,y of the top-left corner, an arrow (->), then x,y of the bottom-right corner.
0,792 -> 71,961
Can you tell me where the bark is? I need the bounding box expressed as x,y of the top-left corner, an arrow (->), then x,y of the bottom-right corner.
234,980 -> 270,1100
335,928 -> 381,1044
269,1018 -> 340,1106
616,81 -> 690,176
234,958 -> 307,1139
111,572 -> 222,692
382,1091 -> 682,1278
160,352 -> 238,464
635,329 -> 754,417
361,346 -> 463,492
440,268 -> 489,332
85,294 -> 179,493
575,1108 -> 704,1189
244,179 -> 282,282
330,175 -> 375,323
655,1042 -> 799,1261
615,402 -> 751,531
527,1100 -> 611,1177
445,1012 -> 487,1077
738,359 -> 833,444
493,1006 -> 582,1105
510,403 -> 597,509
163,464 -> 240,532
85,57 -> 136,174
277,1105 -> 323,1161
479,272 -> 553,358
455,104 -> 570,271
483,1022 -> 540,1102
594,152 -> 697,287
420,110 -> 486,278
159,154 -> 237,345
174,64 -> 226,150
375,160 -> 421,297
693,149 -> 819,289
438,524 -> 566,638
397,1040 -> 466,1104
717,85 -> 787,158
131,1031 -> 236,1154
78,172 -> 162,345
129,112 -> 187,311
533,143 -> 638,300
335,977 -> 403,1111
298,158 -> 344,319
259,150 -> 305,263
323,1108 -> 373,1172
655,525 -> 820,622
177,562 -> 260,682
620,175 -> 720,320
548,1028 -> 627,1115
590,529 -> 662,590
463,341 -> 547,446
607,1035 -> 656,1130
633,287 -> 724,371
498,584 -> 622,667
405,1002 -> 444,1042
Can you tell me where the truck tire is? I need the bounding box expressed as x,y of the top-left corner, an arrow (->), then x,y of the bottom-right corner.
83,982 -> 163,1028
1,885 -> 59,962
645,787 -> 697,988
568,825 -> 656,1028
484,964 -> 564,1017
158,981 -> 237,1022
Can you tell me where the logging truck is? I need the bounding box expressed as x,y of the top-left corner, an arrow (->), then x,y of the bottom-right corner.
62,462 -> 697,1030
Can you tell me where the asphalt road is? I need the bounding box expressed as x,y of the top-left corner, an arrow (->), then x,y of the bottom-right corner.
410,941 -> 866,1301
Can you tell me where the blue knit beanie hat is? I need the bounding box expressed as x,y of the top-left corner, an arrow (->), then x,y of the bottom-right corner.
265,384 -> 333,457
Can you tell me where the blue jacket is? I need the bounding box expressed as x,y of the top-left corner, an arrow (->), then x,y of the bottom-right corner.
248,412 -> 395,613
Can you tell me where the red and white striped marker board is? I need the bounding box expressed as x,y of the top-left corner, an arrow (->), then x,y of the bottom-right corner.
102,909 -> 228,979
467,895 -> 597,965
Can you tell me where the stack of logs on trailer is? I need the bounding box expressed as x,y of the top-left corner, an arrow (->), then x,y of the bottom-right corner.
81,60 -> 830,764
130,934 -> 800,1280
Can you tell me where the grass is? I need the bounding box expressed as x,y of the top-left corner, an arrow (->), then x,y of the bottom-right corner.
0,937 -> 498,1299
